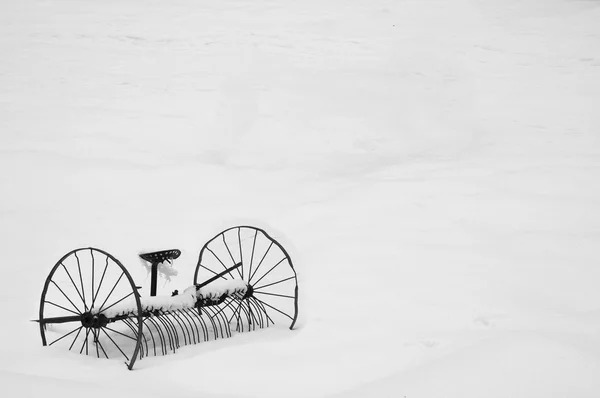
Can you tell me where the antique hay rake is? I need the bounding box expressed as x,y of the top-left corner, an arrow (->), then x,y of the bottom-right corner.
36,226 -> 298,369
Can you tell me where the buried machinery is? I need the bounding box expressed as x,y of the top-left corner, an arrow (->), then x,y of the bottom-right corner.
35,226 -> 299,369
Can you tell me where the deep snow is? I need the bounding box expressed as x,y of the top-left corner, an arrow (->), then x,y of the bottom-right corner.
1,0 -> 600,397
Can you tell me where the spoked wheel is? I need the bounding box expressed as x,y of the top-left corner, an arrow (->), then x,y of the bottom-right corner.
194,226 -> 299,332
38,248 -> 143,370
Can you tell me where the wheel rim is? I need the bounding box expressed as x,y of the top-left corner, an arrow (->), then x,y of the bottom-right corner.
194,226 -> 299,331
39,248 -> 143,369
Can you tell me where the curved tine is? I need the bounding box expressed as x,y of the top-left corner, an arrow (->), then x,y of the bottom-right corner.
212,302 -> 233,338
74,252 -> 88,312
211,299 -> 239,337
238,300 -> 253,332
48,325 -> 82,347
211,296 -> 238,319
168,311 -> 188,347
178,309 -> 199,344
190,308 -> 210,341
227,298 -> 243,331
184,308 -> 207,342
197,307 -> 217,340
154,313 -> 176,353
203,307 -> 225,339
164,313 -> 182,349
49,280 -> 82,314
251,297 -> 274,327
100,328 -> 129,361
242,299 -> 255,331
233,298 -> 249,333
247,298 -> 265,329
126,318 -> 148,359
122,318 -> 146,359
172,310 -> 193,346
231,298 -> 251,333
142,318 -> 158,356
246,298 -> 259,331
161,313 -> 180,351
146,316 -> 167,356
150,315 -> 170,355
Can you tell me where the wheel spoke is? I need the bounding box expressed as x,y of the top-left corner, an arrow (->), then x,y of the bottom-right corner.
251,257 -> 286,286
49,280 -> 82,314
99,291 -> 134,315
198,263 -> 229,280
93,329 -> 100,358
90,249 -> 95,308
103,325 -> 138,342
207,247 -> 234,278
74,252 -> 88,312
45,300 -> 81,316
254,297 -> 293,321
61,263 -> 86,312
69,327 -> 84,350
80,328 -> 91,354
237,228 -> 244,279
249,242 -> 273,283
223,235 -> 243,278
48,325 -> 82,346
91,257 -> 109,311
251,297 -> 274,326
96,335 -> 109,359
122,319 -> 146,359
254,276 -> 295,291
248,230 -> 258,283
101,327 -> 129,360
228,299 -> 243,324
96,272 -> 125,313
254,291 -> 296,299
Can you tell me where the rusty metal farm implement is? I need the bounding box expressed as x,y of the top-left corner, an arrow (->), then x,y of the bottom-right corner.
36,226 -> 298,369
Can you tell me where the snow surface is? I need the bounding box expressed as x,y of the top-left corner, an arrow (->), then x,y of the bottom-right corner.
1,0 -> 600,397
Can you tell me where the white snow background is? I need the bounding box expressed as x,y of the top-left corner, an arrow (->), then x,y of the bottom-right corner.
1,0 -> 600,397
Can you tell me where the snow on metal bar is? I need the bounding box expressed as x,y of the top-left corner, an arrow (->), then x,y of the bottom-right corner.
97,280 -> 248,318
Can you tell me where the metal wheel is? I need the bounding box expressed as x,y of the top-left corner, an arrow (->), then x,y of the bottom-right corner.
194,226 -> 299,332
38,248 -> 143,370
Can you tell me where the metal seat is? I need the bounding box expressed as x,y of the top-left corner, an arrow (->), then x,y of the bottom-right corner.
139,249 -> 181,264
